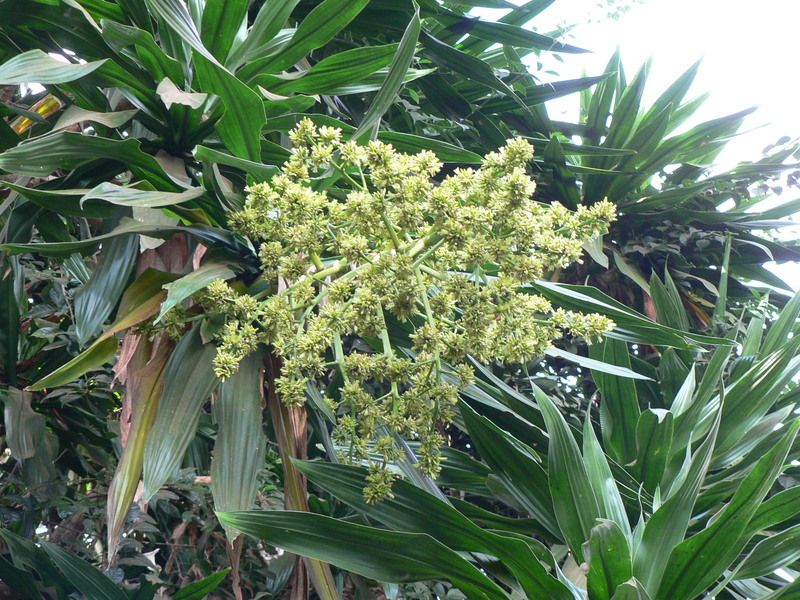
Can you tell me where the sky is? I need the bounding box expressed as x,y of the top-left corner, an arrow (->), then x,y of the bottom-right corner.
532,0 -> 799,165
478,0 -> 800,289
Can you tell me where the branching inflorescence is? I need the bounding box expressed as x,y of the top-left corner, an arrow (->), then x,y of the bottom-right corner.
202,118 -> 616,501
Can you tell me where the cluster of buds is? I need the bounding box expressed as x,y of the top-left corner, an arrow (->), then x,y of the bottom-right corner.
203,118 -> 616,501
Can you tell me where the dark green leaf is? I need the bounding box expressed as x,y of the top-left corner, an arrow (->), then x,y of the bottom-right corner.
40,541 -> 127,600
74,233 -> 138,346
173,569 -> 232,600
353,3 -> 421,142
583,520 -> 632,600
217,510 -> 510,600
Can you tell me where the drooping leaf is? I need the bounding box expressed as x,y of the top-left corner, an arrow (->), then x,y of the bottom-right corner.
211,352 -> 267,539
80,182 -> 207,208
3,387 -> 45,459
142,325 -> 220,500
53,106 -> 138,130
107,336 -> 174,558
218,510 -> 511,600
27,268 -> 179,390
25,337 -> 120,391
296,460 -> 574,600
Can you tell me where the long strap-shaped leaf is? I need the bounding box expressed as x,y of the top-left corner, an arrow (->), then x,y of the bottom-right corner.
211,351 -> 267,540
352,2 -> 421,142
218,510 -> 511,600
535,385 -> 601,563
107,336 -> 173,558
296,460 -> 575,600
142,325 -> 219,500
656,420 -> 800,600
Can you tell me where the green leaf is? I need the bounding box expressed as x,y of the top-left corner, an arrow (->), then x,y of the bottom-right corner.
173,568 -> 232,600
419,30 -> 523,104
649,269 -> 689,332
0,258 -> 20,386
352,2 -> 421,142
0,133 -> 180,190
212,352 -> 267,539
589,338 -> 640,464
157,258 -> 239,322
257,0 -> 371,73
536,385 -> 601,562
436,13 -> 587,54
656,420 -> 800,599
546,347 -> 650,381
296,460 -> 574,600
225,0 -> 302,69
632,411 -> 719,594
27,269 -> 178,391
200,0 -> 248,62
530,280 -> 734,348
736,523 -> 800,580
748,486 -> 800,534
0,49 -> 105,84
217,510 -> 510,600
460,403 -> 560,537
143,325 -> 220,500
74,233 -> 138,346
263,44 -> 398,95
3,387 -> 45,459
583,411 -> 630,538
762,287 -> 800,355
193,54 -> 266,161
632,409 -> 673,493
25,337 -> 120,391
194,145 -> 278,182
81,182 -> 206,208
379,132 -> 483,163
583,520 -> 632,600
0,555 -> 44,600
1,217 -> 250,259
0,529 -> 65,594
39,541 -> 127,600
611,579 -> 653,600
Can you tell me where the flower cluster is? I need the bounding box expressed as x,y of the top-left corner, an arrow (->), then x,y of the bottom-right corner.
205,118 -> 616,501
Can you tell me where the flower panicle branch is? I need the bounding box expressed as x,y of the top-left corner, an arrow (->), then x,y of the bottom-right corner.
199,118 -> 616,502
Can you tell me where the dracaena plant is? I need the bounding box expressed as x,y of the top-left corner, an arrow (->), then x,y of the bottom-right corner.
198,118 -> 615,501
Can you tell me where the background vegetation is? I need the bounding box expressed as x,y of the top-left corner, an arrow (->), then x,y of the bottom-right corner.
1,1 -> 800,599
